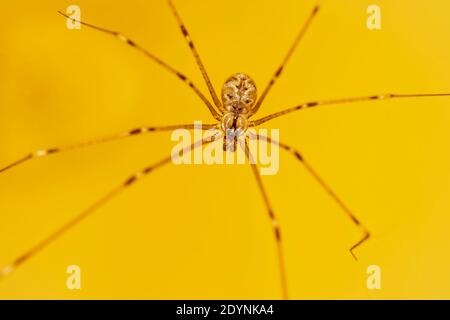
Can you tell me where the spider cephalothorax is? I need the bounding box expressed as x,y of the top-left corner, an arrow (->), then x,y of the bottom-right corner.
221,73 -> 257,151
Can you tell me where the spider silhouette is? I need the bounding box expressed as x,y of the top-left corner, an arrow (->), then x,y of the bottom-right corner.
1,1 -> 449,299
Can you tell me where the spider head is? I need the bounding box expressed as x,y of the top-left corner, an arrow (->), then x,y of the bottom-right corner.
221,73 -> 257,115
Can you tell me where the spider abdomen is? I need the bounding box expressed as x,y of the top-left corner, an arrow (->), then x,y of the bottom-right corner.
221,73 -> 257,115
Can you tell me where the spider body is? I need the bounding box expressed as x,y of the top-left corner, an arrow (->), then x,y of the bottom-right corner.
221,73 -> 257,151
1,1 -> 448,301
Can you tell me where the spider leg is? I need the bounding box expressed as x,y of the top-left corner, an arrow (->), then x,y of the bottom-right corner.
167,0 -> 223,111
57,11 -> 222,120
0,123 -> 218,174
241,138 -> 288,300
250,5 -> 320,116
250,132 -> 369,260
250,93 -> 450,126
0,132 -> 222,280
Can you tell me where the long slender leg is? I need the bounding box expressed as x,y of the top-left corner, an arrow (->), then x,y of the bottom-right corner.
241,138 -> 288,299
57,11 -> 222,120
250,93 -> 450,126
0,132 -> 222,279
0,123 -> 218,174
250,133 -> 369,260
250,5 -> 320,116
167,0 -> 223,111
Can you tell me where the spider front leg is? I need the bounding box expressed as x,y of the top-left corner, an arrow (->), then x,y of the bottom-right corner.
241,138 -> 288,300
250,133 -> 370,261
0,123 -> 218,174
250,4 -> 320,116
167,0 -> 224,112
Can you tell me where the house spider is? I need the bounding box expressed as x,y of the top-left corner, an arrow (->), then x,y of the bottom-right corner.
0,0 -> 449,299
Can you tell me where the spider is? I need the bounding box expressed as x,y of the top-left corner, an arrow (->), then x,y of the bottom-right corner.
0,0 -> 449,299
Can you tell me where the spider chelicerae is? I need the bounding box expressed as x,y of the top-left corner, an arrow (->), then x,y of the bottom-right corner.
0,1 -> 449,299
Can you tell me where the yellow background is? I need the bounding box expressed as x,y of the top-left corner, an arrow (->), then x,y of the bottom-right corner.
0,0 -> 449,299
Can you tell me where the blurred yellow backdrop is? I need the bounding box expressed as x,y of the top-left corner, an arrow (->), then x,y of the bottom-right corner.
0,0 -> 449,299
